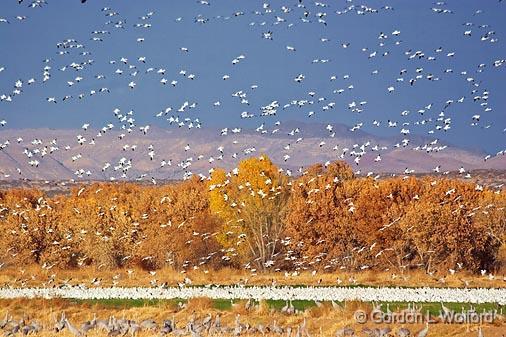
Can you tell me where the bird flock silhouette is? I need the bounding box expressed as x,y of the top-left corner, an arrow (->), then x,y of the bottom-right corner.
0,297 -> 502,337
0,308 -> 431,337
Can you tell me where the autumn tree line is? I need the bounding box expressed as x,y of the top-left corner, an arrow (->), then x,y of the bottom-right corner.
0,156 -> 505,274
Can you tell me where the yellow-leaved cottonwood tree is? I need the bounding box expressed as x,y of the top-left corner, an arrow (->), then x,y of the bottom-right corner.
208,155 -> 289,270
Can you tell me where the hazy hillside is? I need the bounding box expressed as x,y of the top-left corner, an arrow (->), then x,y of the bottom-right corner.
0,123 -> 504,181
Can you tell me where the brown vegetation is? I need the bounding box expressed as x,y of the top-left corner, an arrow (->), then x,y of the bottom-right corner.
0,156 -> 505,277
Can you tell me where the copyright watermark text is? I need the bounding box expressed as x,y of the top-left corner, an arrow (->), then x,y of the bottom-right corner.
354,309 -> 496,324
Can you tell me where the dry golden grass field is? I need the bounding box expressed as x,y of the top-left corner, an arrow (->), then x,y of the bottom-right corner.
1,265 -> 505,289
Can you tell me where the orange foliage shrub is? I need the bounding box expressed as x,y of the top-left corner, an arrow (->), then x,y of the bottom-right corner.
284,161 -> 506,273
0,178 -> 222,271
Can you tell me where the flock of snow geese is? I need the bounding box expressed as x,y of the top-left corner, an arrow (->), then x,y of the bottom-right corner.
1,285 -> 506,305
0,0 -> 505,181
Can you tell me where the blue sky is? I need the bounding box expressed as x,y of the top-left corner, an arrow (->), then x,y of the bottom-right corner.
0,0 -> 505,153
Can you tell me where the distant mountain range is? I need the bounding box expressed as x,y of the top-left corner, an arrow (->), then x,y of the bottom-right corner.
0,122 -> 504,181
